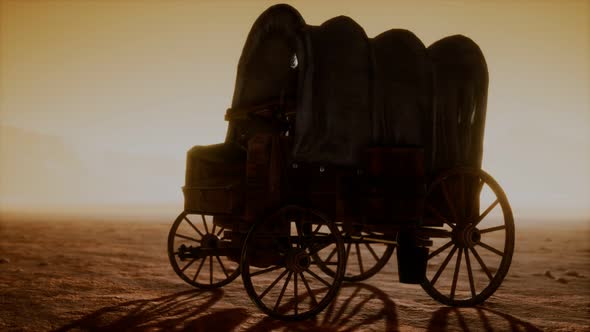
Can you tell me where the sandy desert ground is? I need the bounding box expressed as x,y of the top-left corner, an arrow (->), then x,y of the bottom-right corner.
0,214 -> 588,332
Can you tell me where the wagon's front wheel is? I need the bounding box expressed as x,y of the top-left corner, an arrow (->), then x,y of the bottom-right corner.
241,206 -> 346,320
421,168 -> 515,306
168,211 -> 240,289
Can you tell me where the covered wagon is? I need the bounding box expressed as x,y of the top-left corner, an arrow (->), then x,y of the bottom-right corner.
167,4 -> 514,320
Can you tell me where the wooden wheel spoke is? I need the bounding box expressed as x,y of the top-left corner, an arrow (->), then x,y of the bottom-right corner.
305,268 -> 332,287
428,241 -> 453,259
201,214 -> 209,234
474,199 -> 499,226
216,227 -> 225,237
465,249 -> 476,297
478,242 -> 504,256
364,243 -> 380,261
294,273 -> 298,315
431,246 -> 457,286
212,223 -> 217,236
479,225 -> 506,234
355,243 -> 364,274
251,265 -> 283,277
470,247 -> 493,280
311,223 -> 323,236
180,258 -> 197,272
311,261 -> 338,266
323,247 -> 338,264
192,258 -> 206,281
345,242 -> 352,263
258,268 -> 289,300
473,178 -> 485,219
209,256 -> 213,284
216,255 -> 229,278
442,181 -> 459,223
175,233 -> 201,242
427,204 -> 455,229
184,217 -> 204,237
299,272 -> 318,305
274,271 -> 293,311
450,248 -> 463,300
308,237 -> 333,256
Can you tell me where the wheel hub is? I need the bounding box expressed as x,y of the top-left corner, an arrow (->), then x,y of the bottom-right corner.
453,224 -> 481,248
286,249 -> 311,273
201,233 -> 219,249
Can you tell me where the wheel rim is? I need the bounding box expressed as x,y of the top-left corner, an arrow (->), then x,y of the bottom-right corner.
421,168 -> 515,306
313,227 -> 395,282
168,211 -> 240,289
241,206 -> 346,320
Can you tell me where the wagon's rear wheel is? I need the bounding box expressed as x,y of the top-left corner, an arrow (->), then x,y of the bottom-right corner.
421,168 -> 515,306
241,206 -> 346,320
312,228 -> 395,282
168,211 -> 240,289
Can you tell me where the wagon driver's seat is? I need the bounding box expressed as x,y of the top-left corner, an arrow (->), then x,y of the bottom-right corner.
183,5 -> 304,222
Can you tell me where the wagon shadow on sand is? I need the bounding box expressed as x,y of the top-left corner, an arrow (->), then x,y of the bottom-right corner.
52,282 -> 541,332
244,283 -> 398,331
426,307 -> 543,332
52,284 -> 395,332
52,289 -> 232,332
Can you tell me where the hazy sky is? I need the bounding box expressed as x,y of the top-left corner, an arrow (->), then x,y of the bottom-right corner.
1,0 -> 589,220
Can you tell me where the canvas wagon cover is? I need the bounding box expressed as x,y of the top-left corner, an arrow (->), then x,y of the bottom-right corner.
229,4 -> 488,171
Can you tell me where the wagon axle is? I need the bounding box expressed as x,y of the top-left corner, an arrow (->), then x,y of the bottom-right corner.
285,249 -> 311,273
452,224 -> 482,248
176,243 -> 239,260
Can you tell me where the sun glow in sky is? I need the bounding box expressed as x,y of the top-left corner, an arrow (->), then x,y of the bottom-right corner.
1,0 -> 589,221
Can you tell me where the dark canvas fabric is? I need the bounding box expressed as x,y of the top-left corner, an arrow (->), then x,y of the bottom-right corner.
231,4 -> 305,108
227,4 -> 489,172
427,35 -> 489,217
227,4 -> 306,145
372,29 -> 431,147
371,29 -> 433,171
292,17 -> 373,166
428,35 -> 489,172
